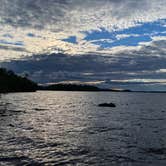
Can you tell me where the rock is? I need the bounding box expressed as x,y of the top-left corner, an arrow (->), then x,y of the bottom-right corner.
9,124 -> 15,127
98,103 -> 116,107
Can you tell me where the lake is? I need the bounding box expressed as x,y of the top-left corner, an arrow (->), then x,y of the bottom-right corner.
0,91 -> 166,165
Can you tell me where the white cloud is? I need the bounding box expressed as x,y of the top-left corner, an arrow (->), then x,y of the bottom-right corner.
111,79 -> 166,83
0,0 -> 166,61
156,69 -> 166,73
116,34 -> 140,40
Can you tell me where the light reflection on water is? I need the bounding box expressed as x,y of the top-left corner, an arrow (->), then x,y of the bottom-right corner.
0,91 -> 166,165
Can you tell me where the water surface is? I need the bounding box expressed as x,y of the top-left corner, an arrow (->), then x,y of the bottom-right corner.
0,91 -> 166,165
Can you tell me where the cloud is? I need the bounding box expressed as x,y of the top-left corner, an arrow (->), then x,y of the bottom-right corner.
111,79 -> 166,84
2,38 -> 166,90
0,0 -> 166,91
116,34 -> 140,40
1,0 -> 166,32
0,44 -> 27,52
156,69 -> 166,73
0,0 -> 165,60
0,0 -> 69,29
0,39 -> 24,46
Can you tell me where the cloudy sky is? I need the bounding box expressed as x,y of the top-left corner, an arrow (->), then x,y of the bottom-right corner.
0,0 -> 166,90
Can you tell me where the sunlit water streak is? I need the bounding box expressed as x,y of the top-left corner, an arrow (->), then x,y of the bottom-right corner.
0,91 -> 166,165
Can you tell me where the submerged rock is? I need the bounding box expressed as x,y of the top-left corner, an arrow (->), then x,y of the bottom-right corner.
98,103 -> 116,107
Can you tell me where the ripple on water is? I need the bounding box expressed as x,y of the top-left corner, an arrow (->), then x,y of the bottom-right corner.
0,156 -> 41,165
0,91 -> 166,165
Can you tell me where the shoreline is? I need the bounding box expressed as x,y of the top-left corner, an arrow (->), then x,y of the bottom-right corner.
1,90 -> 166,94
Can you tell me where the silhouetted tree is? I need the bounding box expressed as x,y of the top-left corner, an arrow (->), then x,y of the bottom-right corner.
0,68 -> 38,93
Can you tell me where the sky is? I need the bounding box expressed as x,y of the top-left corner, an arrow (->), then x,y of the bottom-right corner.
0,0 -> 166,91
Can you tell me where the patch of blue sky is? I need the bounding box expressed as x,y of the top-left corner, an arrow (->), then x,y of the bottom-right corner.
27,33 -> 35,37
0,40 -> 24,46
92,35 -> 152,48
83,19 -> 166,48
117,20 -> 166,36
84,28 -> 116,41
62,36 -> 77,44
27,33 -> 42,38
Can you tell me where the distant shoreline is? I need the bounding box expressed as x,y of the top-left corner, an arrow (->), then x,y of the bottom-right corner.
1,68 -> 166,94
1,89 -> 166,94
37,90 -> 166,93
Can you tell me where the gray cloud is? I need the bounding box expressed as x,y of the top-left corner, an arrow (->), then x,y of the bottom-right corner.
0,0 -> 70,29
0,0 -> 165,61
0,0 -> 165,31
109,0 -> 149,18
1,39 -> 166,88
0,44 -> 28,52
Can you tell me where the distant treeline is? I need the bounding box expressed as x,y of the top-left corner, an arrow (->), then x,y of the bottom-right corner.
39,84 -> 101,91
0,68 -> 131,93
0,68 -> 102,93
0,68 -> 38,93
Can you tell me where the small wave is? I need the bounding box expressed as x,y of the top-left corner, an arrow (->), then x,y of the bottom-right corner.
8,136 -> 35,145
82,126 -> 124,134
0,156 -> 41,165
139,118 -> 165,121
107,154 -> 137,163
34,108 -> 48,111
142,148 -> 166,155
36,141 -> 64,149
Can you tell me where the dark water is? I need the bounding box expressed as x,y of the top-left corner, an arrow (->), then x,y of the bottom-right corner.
0,91 -> 166,166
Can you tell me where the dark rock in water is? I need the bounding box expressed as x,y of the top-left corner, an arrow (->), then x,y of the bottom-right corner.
98,103 -> 116,107
9,124 -> 15,127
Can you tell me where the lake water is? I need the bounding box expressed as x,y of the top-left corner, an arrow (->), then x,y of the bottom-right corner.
0,91 -> 166,166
